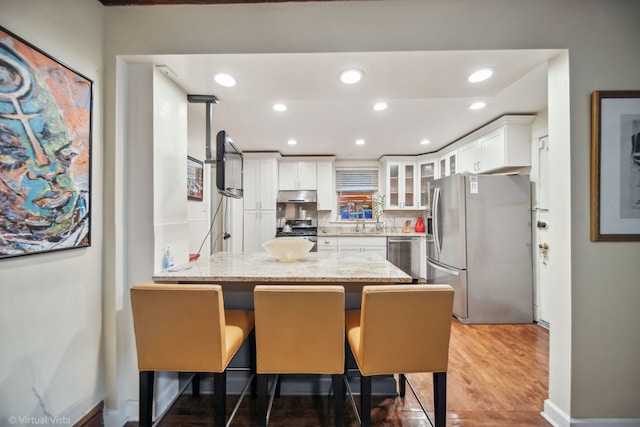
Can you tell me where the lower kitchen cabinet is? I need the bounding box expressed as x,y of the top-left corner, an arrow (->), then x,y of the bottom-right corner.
337,236 -> 387,258
243,210 -> 276,252
317,236 -> 338,252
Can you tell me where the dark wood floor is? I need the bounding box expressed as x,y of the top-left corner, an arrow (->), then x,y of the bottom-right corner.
125,318 -> 550,427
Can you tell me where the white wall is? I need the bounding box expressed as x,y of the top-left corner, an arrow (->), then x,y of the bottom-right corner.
0,0 -> 105,424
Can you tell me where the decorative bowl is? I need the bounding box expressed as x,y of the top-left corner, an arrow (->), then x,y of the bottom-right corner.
262,237 -> 313,262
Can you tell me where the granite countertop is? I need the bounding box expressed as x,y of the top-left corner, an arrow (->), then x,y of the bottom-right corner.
153,251 -> 412,283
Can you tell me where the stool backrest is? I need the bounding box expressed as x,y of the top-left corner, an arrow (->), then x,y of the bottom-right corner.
358,284 -> 454,375
130,284 -> 227,372
254,285 -> 345,374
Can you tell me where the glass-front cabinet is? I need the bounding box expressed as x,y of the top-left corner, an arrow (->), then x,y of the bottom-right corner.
438,149 -> 457,178
381,157 -> 417,210
417,157 -> 437,211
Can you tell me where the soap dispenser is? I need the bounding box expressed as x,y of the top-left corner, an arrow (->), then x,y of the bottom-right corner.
162,245 -> 175,269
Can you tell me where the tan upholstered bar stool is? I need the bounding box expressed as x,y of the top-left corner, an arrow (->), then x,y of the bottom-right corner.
345,284 -> 454,427
253,285 -> 345,427
130,284 -> 255,427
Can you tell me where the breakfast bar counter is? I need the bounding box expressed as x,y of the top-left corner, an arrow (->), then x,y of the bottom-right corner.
152,251 -> 412,284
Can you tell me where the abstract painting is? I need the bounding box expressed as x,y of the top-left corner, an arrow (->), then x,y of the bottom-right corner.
0,27 -> 93,258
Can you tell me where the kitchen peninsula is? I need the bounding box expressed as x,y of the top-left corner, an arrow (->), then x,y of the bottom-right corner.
153,251 -> 411,308
152,251 -> 411,395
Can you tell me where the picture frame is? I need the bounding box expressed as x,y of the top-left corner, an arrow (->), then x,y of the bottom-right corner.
187,156 -> 204,201
590,90 -> 640,241
0,26 -> 93,259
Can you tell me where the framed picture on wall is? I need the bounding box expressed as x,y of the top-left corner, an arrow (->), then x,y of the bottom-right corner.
0,26 -> 93,259
590,90 -> 640,241
187,156 -> 204,201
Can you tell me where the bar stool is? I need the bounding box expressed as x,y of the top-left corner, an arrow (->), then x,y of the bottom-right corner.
130,284 -> 255,427
345,284 -> 454,427
253,285 -> 345,427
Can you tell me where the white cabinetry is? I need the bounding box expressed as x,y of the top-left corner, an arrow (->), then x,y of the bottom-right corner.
279,161 -> 317,190
457,115 -> 535,174
316,161 -> 334,210
337,236 -> 387,258
438,149 -> 457,178
380,157 -> 417,209
417,157 -> 438,210
244,154 -> 279,252
244,157 -> 278,210
317,236 -> 338,252
243,210 -> 277,252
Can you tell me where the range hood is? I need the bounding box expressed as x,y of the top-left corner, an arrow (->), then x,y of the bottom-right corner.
277,190 -> 317,203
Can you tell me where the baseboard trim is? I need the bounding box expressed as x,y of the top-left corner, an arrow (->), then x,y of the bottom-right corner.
542,399 -> 640,427
73,401 -> 104,427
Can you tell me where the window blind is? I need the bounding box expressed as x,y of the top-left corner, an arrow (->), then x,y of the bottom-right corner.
335,168 -> 379,192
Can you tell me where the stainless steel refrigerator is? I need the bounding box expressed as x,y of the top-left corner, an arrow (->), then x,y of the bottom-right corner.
426,173 -> 533,324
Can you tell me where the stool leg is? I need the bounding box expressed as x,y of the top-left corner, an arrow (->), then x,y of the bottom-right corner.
332,374 -> 344,427
250,330 -> 257,398
399,373 -> 406,397
360,374 -> 372,427
192,372 -> 201,397
214,371 -> 227,427
257,374 -> 268,427
139,371 -> 154,427
433,372 -> 447,427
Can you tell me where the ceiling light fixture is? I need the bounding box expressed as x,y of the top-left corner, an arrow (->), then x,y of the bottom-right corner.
373,102 -> 388,111
287,139 -> 297,145
469,101 -> 487,110
273,103 -> 287,112
420,139 -> 431,145
214,73 -> 236,87
339,69 -> 364,85
355,139 -> 366,145
468,68 -> 494,83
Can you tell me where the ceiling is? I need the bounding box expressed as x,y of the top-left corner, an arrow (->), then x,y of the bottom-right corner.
107,1 -> 558,160
123,49 -> 557,160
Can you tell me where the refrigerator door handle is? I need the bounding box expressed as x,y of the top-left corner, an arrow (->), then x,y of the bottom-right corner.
432,187 -> 442,255
427,258 -> 460,277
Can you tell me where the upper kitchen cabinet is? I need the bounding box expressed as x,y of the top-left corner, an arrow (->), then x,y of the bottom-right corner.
417,156 -> 438,210
244,154 -> 279,210
316,160 -> 335,210
380,157 -> 418,210
458,115 -> 535,174
438,149 -> 457,178
279,160 -> 317,190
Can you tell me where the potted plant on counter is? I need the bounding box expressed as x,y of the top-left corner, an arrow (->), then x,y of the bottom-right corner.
373,193 -> 385,232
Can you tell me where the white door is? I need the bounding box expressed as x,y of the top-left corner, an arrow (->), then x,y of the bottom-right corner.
534,136 -> 551,326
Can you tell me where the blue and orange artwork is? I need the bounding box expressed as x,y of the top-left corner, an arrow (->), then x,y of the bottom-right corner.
0,27 -> 92,258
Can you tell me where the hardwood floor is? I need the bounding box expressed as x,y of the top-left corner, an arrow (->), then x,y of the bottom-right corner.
125,318 -> 550,427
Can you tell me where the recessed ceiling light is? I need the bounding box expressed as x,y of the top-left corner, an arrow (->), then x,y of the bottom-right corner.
273,103 -> 287,112
339,69 -> 364,85
355,139 -> 366,145
287,139 -> 297,145
468,68 -> 494,83
214,73 -> 236,87
373,102 -> 388,111
469,101 -> 487,110
420,139 -> 431,145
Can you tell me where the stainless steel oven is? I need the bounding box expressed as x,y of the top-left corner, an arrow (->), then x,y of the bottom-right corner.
276,219 -> 318,252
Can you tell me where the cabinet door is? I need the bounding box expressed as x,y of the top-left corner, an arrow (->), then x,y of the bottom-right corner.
459,142 -> 480,174
278,162 -> 299,190
403,162 -> 417,208
418,160 -> 436,209
258,158 -> 278,209
478,128 -> 504,172
297,162 -> 317,190
243,210 -> 261,252
258,210 -> 276,246
386,162 -> 401,209
243,159 -> 260,210
316,161 -> 334,210
317,236 -> 338,252
365,246 -> 387,258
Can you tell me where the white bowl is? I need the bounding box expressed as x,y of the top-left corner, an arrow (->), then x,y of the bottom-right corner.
262,237 -> 313,262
